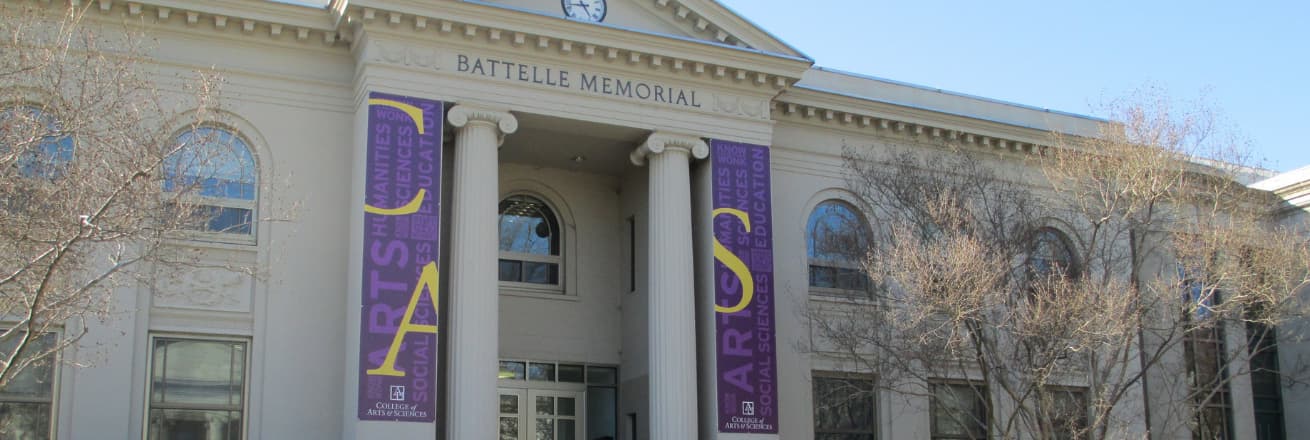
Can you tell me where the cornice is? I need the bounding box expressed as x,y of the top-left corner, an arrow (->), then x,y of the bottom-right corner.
69,0 -> 347,47
773,88 -> 1078,159
341,0 -> 811,92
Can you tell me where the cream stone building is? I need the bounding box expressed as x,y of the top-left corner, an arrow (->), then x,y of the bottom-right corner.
4,0 -> 1307,439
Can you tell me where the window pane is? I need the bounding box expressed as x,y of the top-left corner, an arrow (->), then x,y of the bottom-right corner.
586,387 -> 617,440
499,260 -> 522,283
536,396 -> 555,416
1030,229 -> 1075,279
558,419 -> 576,440
499,195 -> 560,256
148,408 -> 241,440
536,418 -> 555,440
500,417 -> 519,440
0,334 -> 55,399
521,262 -> 560,285
557,364 -> 585,383
0,107 -> 75,180
813,376 -> 875,434
153,339 -> 243,406
586,367 -> 617,386
836,268 -> 868,291
499,361 -> 526,380
204,206 -> 253,234
0,402 -> 50,440
558,397 -> 576,417
807,201 -> 867,267
500,394 -> 520,414
933,384 -> 986,439
529,363 -> 556,382
810,265 -> 837,289
165,127 -> 257,201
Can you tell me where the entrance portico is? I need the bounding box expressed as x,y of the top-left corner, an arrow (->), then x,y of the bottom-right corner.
340,1 -> 810,438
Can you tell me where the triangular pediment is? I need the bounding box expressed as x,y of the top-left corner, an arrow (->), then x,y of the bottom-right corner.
469,0 -> 807,59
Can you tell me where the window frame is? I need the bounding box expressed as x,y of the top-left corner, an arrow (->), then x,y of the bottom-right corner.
163,125 -> 259,245
497,190 -> 573,298
811,371 -> 878,440
0,331 -> 60,440
806,199 -> 873,297
143,334 -> 250,440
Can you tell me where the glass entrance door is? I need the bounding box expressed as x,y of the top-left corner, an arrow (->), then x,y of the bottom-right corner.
499,388 -> 583,440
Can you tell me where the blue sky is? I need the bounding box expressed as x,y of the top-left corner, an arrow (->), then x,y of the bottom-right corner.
717,0 -> 1307,172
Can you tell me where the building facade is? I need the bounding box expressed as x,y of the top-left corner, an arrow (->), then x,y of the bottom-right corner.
4,0 -> 1308,439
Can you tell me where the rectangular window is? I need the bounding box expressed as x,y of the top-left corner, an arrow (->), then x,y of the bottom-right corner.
1185,322 -> 1232,440
1040,387 -> 1088,440
812,372 -> 876,440
1248,322 -> 1285,440
0,333 -> 57,440
146,336 -> 248,440
931,382 -> 988,440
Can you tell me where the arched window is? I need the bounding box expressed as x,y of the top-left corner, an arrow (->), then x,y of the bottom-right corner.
163,126 -> 258,236
498,195 -> 561,287
0,105 -> 75,179
1028,228 -> 1076,280
807,200 -> 869,291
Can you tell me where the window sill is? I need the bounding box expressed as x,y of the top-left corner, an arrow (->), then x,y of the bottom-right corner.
808,288 -> 878,305
500,284 -> 577,302
165,231 -> 257,248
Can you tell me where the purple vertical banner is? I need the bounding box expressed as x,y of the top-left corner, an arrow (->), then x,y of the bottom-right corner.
357,92 -> 442,422
711,139 -> 779,433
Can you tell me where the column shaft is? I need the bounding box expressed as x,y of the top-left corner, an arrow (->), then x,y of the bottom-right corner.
447,105 -> 516,440
633,133 -> 708,440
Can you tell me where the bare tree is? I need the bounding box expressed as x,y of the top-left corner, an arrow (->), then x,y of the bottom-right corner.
809,89 -> 1310,439
0,1 -> 245,399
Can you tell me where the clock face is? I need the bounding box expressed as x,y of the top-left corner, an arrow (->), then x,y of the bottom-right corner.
562,0 -> 607,23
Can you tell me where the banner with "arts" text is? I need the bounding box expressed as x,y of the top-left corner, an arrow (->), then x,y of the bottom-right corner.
357,92 -> 442,423
711,139 -> 779,433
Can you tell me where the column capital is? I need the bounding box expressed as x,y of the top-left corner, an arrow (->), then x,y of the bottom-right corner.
448,104 -> 518,145
630,132 -> 709,166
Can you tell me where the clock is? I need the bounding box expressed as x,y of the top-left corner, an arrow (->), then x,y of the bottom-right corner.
562,0 -> 607,23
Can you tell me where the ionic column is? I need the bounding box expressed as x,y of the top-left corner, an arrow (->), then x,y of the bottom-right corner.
630,132 -> 709,440
447,104 -> 517,440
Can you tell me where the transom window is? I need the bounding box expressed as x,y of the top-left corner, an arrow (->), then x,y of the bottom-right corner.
163,127 -> 257,237
498,195 -> 562,287
0,105 -> 75,179
812,372 -> 876,440
146,336 -> 248,440
807,200 -> 870,292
